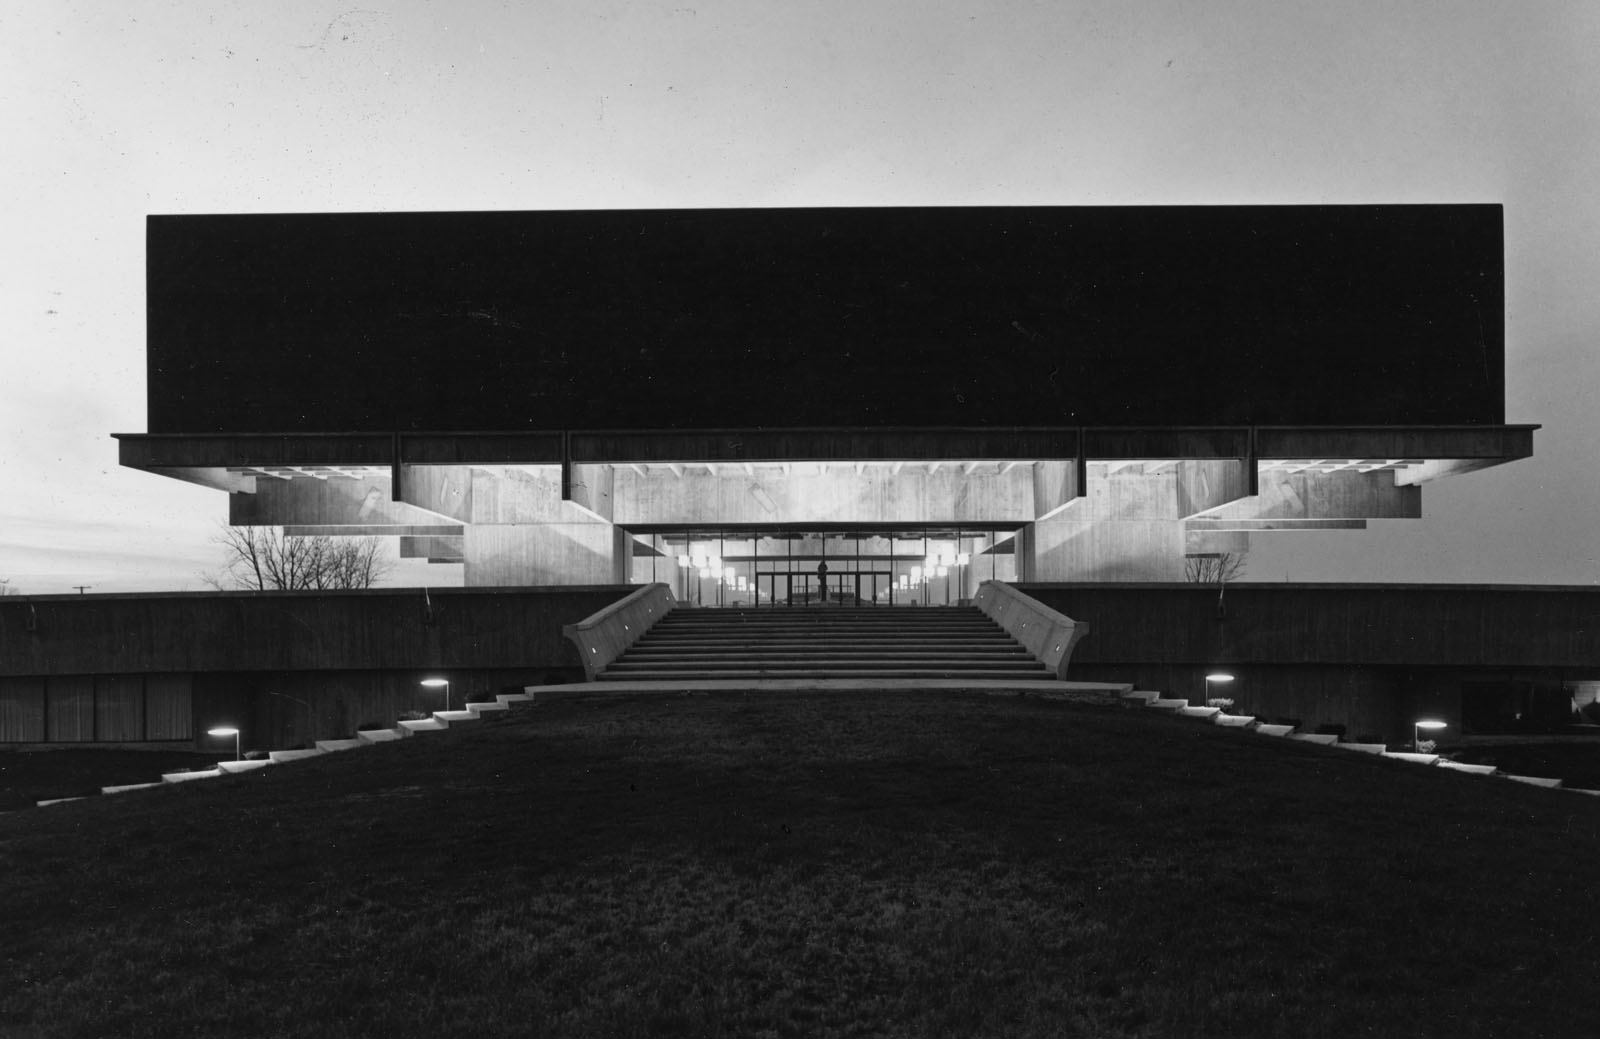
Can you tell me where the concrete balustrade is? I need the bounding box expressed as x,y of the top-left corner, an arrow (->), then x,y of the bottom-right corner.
971,581 -> 1089,680
562,582 -> 676,681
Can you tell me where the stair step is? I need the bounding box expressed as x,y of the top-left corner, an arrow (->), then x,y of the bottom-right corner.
400,717 -> 448,733
1255,724 -> 1295,737
1502,773 -> 1562,788
1336,742 -> 1387,755
595,669 -> 1057,681
1214,713 -> 1256,727
217,759 -> 273,774
1436,760 -> 1497,775
1147,698 -> 1188,710
102,781 -> 164,795
434,710 -> 479,723
163,769 -> 224,783
356,728 -> 403,743
269,748 -> 326,763
603,661 -> 1049,673
1121,690 -> 1162,702
1178,706 -> 1221,719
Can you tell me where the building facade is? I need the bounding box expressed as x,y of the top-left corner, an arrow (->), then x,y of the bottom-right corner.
118,205 -> 1532,594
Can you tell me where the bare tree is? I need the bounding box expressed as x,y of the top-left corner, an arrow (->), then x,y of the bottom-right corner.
205,526 -> 394,590
1184,552 -> 1247,584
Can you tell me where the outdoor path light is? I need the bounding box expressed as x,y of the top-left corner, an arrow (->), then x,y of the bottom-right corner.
421,677 -> 451,712
207,726 -> 241,761
1415,718 -> 1447,751
1204,672 -> 1234,707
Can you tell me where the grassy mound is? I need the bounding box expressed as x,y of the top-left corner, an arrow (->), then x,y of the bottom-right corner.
4,689 -> 1599,1038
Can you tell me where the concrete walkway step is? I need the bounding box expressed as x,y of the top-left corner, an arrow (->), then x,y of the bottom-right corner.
400,717 -> 448,733
434,710 -> 479,723
37,796 -> 87,807
1381,751 -> 1440,765
102,781 -> 165,794
1255,724 -> 1295,737
1146,698 -> 1188,710
163,769 -> 224,783
1436,760 -> 1498,775
1178,706 -> 1221,719
1502,773 -> 1563,788
466,701 -> 509,716
1121,690 -> 1162,703
315,738 -> 366,752
1337,742 -> 1387,755
598,668 -> 1054,681
269,748 -> 326,763
217,760 -> 272,774
1214,713 -> 1256,727
357,728 -> 403,744
1289,733 -> 1339,746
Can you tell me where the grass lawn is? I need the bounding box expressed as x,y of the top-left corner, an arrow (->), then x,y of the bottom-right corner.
4,689 -> 1600,1038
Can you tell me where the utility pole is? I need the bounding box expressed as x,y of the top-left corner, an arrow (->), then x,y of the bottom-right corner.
72,585 -> 91,595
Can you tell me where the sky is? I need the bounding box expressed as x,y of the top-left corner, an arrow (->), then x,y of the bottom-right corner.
1,0 -> 1597,594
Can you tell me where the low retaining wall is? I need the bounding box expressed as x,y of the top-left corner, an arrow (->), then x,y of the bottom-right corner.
972,581 -> 1090,679
562,583 -> 676,681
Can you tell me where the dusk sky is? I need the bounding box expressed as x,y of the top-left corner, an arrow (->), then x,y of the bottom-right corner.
2,1 -> 1597,594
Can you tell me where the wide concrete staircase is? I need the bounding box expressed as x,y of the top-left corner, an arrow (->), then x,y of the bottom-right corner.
596,605 -> 1056,681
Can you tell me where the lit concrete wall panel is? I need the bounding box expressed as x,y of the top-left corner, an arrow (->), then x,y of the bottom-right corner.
1175,460 -> 1249,518
1030,469 -> 1186,581
398,465 -> 473,522
463,523 -> 616,586
610,466 -> 1036,525
468,467 -> 568,524
1031,461 -> 1078,518
1203,470 -> 1421,522
230,474 -> 451,528
1032,511 -> 1188,581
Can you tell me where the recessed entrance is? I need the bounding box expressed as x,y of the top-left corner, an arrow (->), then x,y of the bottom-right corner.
623,525 -> 1023,607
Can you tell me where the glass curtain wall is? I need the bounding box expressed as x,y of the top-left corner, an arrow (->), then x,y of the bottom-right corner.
630,527 -> 1021,606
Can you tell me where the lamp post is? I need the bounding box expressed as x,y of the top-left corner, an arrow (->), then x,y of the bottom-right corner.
1414,718 -> 1446,752
421,677 -> 451,712
207,725 -> 241,762
1204,672 -> 1234,708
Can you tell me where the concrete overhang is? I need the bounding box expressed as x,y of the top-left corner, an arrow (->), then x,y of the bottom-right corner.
115,424 -> 1537,471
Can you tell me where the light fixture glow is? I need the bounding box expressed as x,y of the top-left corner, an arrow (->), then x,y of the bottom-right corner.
420,677 -> 452,711
1415,719 -> 1447,730
208,725 -> 242,761
1206,673 -> 1235,683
